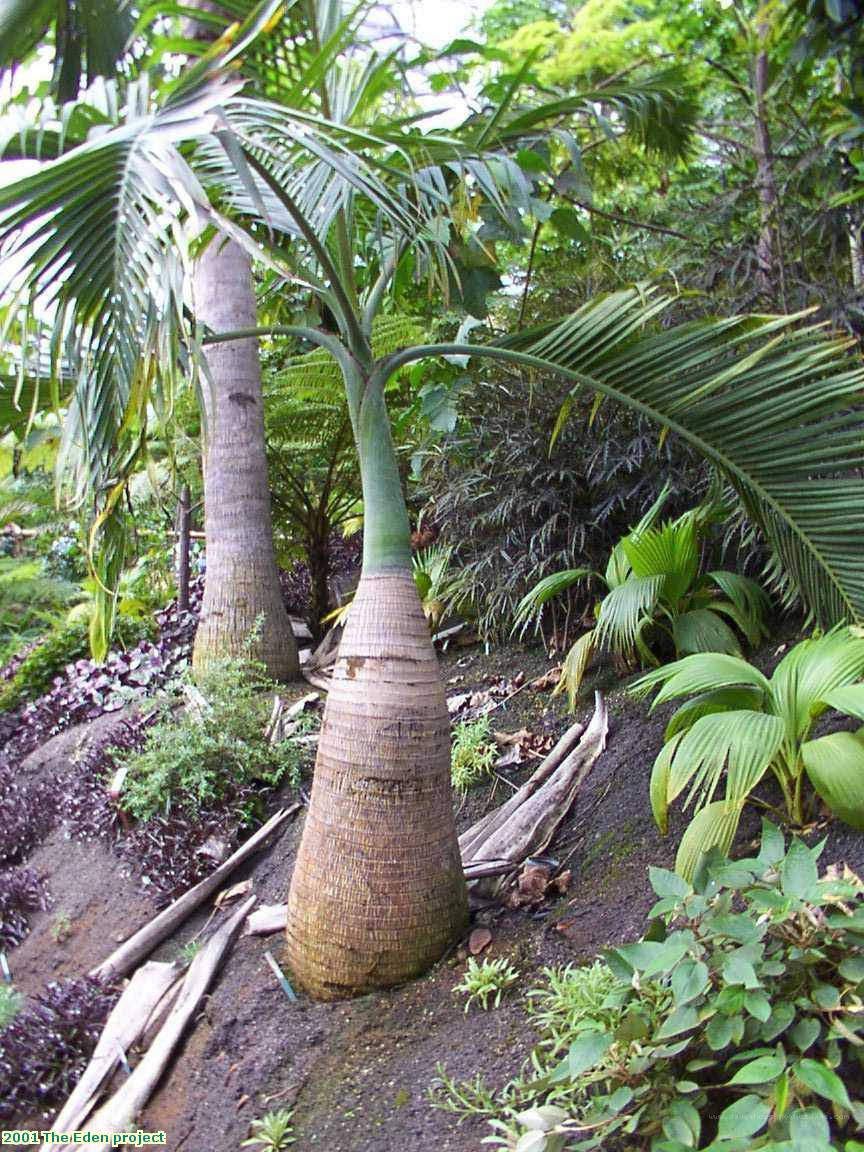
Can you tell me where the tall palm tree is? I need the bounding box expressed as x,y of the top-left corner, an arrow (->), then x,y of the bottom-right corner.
2,1 -> 864,998
0,0 -> 299,677
186,3 -> 299,679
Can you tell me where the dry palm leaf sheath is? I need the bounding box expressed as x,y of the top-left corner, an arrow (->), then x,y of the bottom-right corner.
461,694 -> 608,897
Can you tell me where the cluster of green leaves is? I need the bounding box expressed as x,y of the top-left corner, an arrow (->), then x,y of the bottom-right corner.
517,492 -> 770,708
0,620 -> 89,711
243,1108 -> 296,1150
0,984 -> 23,1030
438,826 -> 864,1152
0,557 -> 81,659
451,715 -> 498,793
119,660 -> 314,823
454,956 -> 521,1013
635,627 -> 864,879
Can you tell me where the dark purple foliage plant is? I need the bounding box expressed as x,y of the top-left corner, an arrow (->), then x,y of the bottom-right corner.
0,977 -> 119,1123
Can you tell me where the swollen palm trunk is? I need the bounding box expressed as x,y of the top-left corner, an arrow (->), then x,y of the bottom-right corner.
286,381 -> 468,998
192,238 -> 299,682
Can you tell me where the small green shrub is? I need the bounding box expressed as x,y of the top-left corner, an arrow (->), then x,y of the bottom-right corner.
451,715 -> 497,793
434,824 -> 864,1151
119,659 -> 312,823
0,984 -> 23,1030
0,621 -> 89,711
242,1108 -> 295,1150
454,956 -> 520,1012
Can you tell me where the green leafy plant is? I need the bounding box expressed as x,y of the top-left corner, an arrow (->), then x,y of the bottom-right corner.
436,826 -> 864,1151
119,659 -> 313,823
0,558 -> 81,655
454,956 -> 521,1012
175,939 -> 202,966
242,1108 -> 295,1150
0,984 -> 23,1030
0,620 -> 90,712
451,716 -> 498,793
526,962 -> 624,1063
634,626 -> 864,878
516,492 -> 770,707
50,910 -> 71,944
412,543 -> 466,631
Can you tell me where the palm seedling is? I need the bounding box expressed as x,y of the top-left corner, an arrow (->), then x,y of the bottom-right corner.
514,492 -> 771,707
633,627 -> 864,878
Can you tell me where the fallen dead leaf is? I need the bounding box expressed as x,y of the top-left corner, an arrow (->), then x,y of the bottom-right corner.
532,666 -> 563,691
214,879 -> 252,909
494,727 -> 532,746
495,745 -> 525,769
468,927 -> 493,955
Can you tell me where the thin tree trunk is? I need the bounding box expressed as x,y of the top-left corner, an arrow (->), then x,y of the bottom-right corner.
752,22 -> 785,307
176,483 -> 191,614
850,220 -> 864,290
306,519 -> 331,642
285,377 -> 468,999
191,238 -> 299,681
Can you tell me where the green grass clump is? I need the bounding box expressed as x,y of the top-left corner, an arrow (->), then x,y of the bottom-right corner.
451,715 -> 497,793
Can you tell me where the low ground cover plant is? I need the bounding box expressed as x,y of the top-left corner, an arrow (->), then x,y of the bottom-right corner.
451,715 -> 498,793
433,825 -> 864,1151
119,657 -> 311,823
454,956 -> 521,1012
515,494 -> 770,708
0,865 -> 52,950
0,976 -> 118,1123
634,627 -> 864,878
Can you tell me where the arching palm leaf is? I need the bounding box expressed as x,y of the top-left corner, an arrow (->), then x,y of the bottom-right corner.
379,286 -> 864,629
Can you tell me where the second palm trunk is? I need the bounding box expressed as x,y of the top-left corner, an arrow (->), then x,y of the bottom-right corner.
286,376 -> 468,998
192,237 -> 299,682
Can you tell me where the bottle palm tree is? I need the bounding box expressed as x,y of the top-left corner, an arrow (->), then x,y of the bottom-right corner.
192,235 -> 299,678
2,1 -> 864,998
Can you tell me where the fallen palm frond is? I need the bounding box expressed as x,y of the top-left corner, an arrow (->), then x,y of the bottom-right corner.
40,961 -> 182,1149
461,695 -> 608,898
90,806 -> 299,982
83,895 -> 255,1146
458,716 -> 587,861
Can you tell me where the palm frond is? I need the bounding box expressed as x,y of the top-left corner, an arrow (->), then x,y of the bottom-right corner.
480,67 -> 699,161
512,567 -> 594,637
632,651 -> 772,705
705,570 -> 771,648
770,628 -> 864,737
594,573 -> 664,652
672,609 -> 742,656
490,287 -> 864,627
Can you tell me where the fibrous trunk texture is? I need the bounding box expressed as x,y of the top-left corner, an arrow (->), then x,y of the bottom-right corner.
191,238 -> 299,681
286,568 -> 469,998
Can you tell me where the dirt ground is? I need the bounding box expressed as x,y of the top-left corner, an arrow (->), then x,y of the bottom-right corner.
7,635 -> 864,1151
